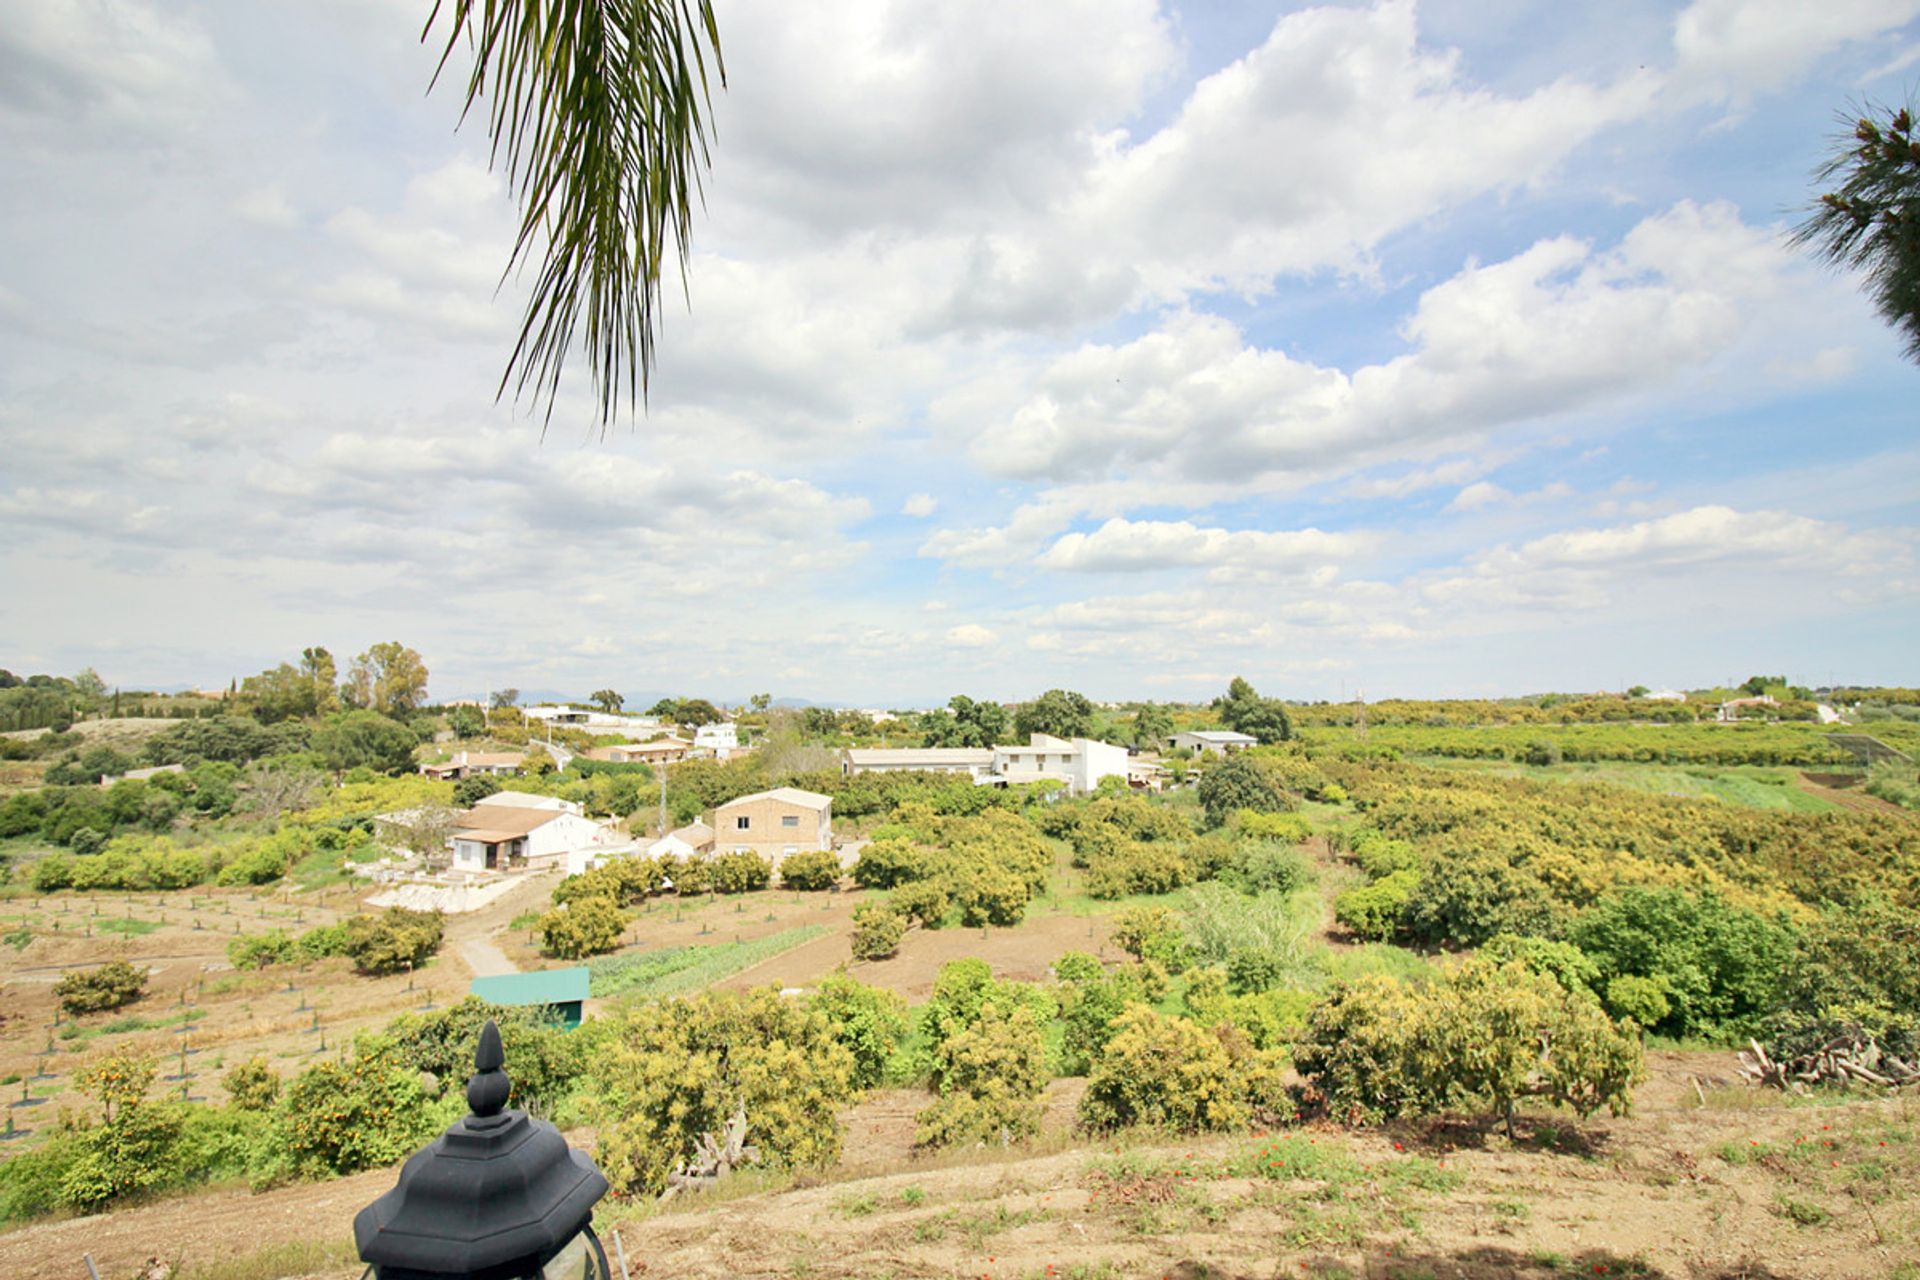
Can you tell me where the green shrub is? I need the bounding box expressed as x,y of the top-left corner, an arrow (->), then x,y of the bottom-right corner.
1222,838 -> 1313,896
227,930 -> 296,970
1604,975 -> 1672,1028
1110,906 -> 1187,970
1403,853 -> 1558,949
1333,868 -> 1417,942
948,859 -> 1033,924
0,1132 -> 82,1224
916,1002 -> 1048,1148
342,907 -> 446,974
1569,887 -> 1793,1040
1347,830 -> 1420,878
779,849 -> 842,891
61,1052 -> 183,1209
538,896 -> 628,959
850,836 -> 925,889
665,853 -> 713,895
1079,1006 -> 1293,1133
1085,839 -> 1192,899
1055,954 -> 1157,1075
587,987 -> 857,1195
1225,947 -> 1288,995
1234,811 -> 1313,843
374,998 -> 587,1116
810,976 -> 909,1090
918,959 -> 1056,1070
1294,958 -> 1645,1133
892,878 -> 950,928
850,901 -> 906,960
710,850 -> 772,894
223,1056 -> 281,1110
260,1045 -> 450,1183
1181,968 -> 1312,1050
1198,755 -> 1290,827
55,959 -> 147,1015
30,853 -> 74,892
1480,934 -> 1600,994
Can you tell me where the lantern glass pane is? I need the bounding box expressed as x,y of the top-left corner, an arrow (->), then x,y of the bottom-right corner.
540,1226 -> 609,1280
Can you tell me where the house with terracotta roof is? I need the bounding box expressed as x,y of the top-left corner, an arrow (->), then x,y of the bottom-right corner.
449,797 -> 615,875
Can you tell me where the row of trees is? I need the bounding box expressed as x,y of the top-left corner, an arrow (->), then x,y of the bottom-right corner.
240,643 -> 428,723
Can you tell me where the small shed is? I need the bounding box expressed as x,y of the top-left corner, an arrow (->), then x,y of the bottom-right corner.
469,967 -> 592,1030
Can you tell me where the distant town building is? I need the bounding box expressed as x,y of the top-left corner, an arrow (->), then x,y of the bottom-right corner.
585,737 -> 693,765
694,722 -> 739,755
420,751 -> 524,782
1167,730 -> 1258,755
1717,695 -> 1778,723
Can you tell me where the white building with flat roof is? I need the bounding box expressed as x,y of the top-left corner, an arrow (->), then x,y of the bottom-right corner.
1168,730 -> 1258,755
989,734 -> 1130,795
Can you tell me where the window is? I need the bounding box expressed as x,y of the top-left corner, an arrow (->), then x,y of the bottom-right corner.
735,816 -> 751,831
781,815 -> 799,828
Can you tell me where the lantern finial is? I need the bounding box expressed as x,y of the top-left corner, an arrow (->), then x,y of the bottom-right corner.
467,1019 -> 511,1119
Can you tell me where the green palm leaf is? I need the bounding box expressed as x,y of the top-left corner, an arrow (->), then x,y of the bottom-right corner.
425,0 -> 725,427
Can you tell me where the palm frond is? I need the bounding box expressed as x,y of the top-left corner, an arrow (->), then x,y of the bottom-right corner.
425,0 -> 725,427
1792,98 -> 1920,364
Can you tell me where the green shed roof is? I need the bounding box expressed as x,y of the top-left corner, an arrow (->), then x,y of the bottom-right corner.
470,967 -> 592,1006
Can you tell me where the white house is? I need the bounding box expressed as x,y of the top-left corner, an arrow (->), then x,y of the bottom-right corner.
1640,689 -> 1688,703
988,734 -> 1130,795
1167,730 -> 1258,756
694,722 -> 739,755
451,794 -> 614,875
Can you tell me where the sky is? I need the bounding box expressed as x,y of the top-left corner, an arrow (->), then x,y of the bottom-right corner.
1,0 -> 1917,708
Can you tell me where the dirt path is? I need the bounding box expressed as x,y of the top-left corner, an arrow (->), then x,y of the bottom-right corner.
458,937 -> 517,977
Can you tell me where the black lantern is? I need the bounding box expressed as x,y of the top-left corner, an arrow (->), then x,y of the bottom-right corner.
354,1020 -> 612,1280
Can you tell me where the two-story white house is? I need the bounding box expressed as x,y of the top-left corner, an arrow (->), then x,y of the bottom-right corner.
988,734 -> 1130,794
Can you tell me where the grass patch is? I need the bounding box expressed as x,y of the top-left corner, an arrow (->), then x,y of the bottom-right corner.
589,925 -> 829,1001
175,1238 -> 361,1280
1416,757 -> 1839,812
94,916 -> 162,937
57,1008 -> 205,1044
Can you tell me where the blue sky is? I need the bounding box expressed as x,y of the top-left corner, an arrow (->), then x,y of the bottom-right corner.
1,0 -> 1916,707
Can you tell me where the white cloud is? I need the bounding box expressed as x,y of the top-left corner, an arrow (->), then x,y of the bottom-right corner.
0,0 -> 231,142
234,185 -> 298,230
963,202 -> 1807,495
945,624 -> 999,648
901,493 -> 939,518
1671,0 -> 1920,101
1034,518 -> 1371,573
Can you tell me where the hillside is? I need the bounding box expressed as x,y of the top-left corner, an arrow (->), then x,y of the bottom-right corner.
0,1053 -> 1911,1279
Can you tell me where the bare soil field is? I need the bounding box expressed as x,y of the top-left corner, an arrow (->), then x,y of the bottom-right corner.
1,1053 -> 1912,1280
0,875 -> 554,1112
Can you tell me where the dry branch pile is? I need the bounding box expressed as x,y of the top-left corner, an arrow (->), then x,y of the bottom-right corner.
1739,1034 -> 1920,1091
661,1103 -> 758,1198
